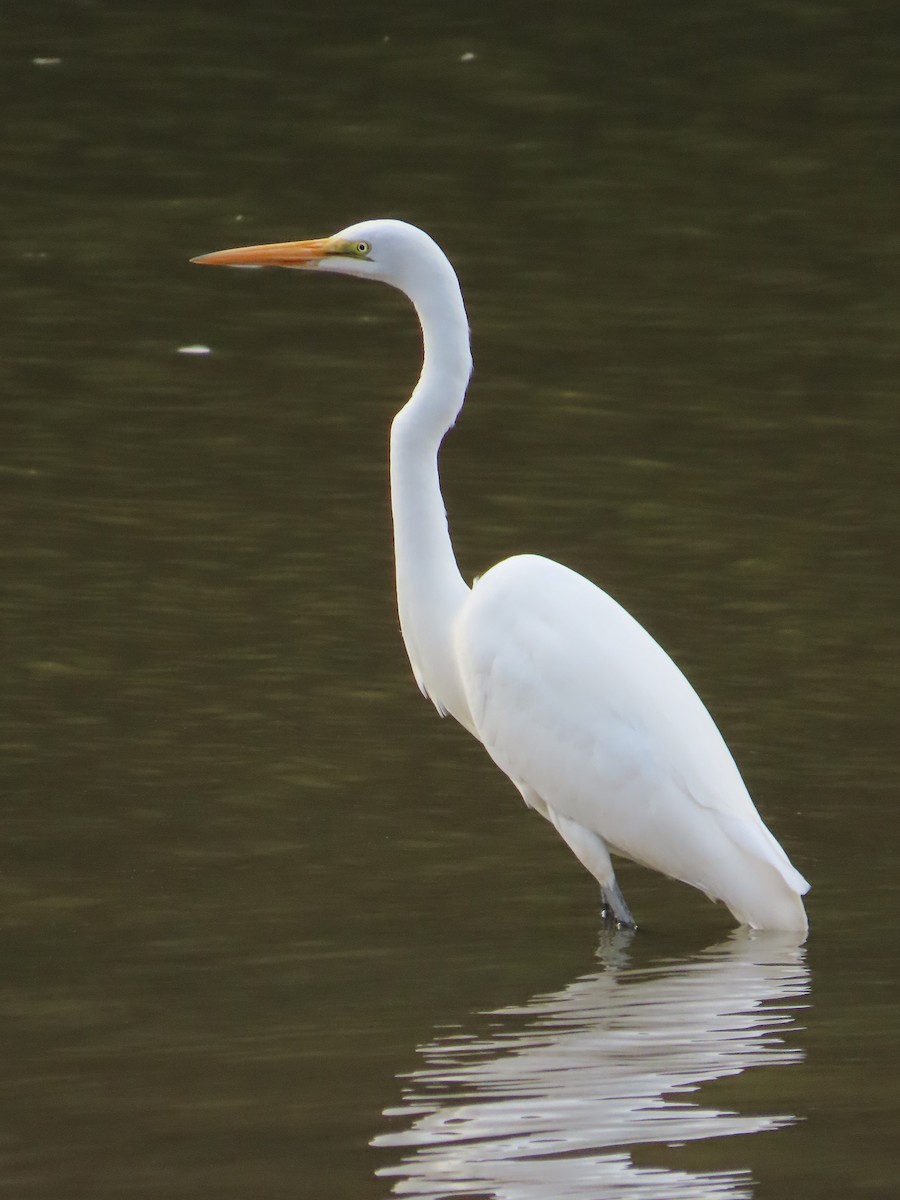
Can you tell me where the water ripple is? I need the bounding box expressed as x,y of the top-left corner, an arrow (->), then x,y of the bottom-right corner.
374,930 -> 809,1198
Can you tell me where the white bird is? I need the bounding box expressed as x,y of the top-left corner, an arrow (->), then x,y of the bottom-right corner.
192,219 -> 810,932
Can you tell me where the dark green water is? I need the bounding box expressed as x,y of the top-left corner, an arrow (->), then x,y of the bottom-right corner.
2,3 -> 898,1197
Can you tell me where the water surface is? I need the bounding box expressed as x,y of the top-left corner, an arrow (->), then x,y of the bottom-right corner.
2,3 -> 898,1197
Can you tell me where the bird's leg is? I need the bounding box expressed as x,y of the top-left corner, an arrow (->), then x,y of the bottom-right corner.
541,805 -> 639,929
600,879 -> 637,929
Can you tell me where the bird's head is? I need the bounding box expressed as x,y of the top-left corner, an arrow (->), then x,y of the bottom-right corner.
191,218 -> 449,297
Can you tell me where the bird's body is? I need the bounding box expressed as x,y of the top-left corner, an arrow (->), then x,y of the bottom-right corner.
193,218 -> 810,932
457,554 -> 808,930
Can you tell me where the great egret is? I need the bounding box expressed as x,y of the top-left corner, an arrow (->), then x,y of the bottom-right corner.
192,219 -> 810,932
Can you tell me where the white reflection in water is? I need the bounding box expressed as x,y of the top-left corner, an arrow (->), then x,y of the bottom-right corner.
373,930 -> 808,1199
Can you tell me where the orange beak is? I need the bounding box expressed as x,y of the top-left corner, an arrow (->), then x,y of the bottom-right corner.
191,238 -> 332,268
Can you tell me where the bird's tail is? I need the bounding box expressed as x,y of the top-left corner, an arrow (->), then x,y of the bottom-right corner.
721,856 -> 809,933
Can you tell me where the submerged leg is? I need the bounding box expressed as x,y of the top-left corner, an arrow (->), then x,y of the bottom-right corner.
544,805 -> 638,930
600,877 -> 637,929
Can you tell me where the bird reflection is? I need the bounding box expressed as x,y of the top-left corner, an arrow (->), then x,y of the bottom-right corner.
373,930 -> 809,1199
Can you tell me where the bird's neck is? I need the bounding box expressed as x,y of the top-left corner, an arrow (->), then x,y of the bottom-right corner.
389,267 -> 475,731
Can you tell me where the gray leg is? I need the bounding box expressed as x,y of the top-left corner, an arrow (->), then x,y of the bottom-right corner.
543,805 -> 639,929
601,878 -> 637,929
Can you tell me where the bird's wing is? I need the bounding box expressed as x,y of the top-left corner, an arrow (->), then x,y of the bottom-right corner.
453,554 -> 806,894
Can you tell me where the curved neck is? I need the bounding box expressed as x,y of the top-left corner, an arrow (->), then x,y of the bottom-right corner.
389,258 -> 475,731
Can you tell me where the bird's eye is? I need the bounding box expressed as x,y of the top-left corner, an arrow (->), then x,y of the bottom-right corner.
355,241 -> 370,256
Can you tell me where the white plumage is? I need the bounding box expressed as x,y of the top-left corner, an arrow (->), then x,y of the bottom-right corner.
457,554 -> 809,930
193,218 -> 810,932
